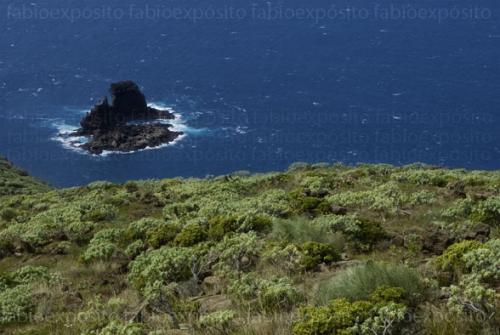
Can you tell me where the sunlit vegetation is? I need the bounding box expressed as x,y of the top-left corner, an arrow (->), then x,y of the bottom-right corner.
0,159 -> 499,334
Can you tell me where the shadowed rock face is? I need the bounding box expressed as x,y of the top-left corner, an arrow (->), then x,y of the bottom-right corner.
79,81 -> 175,135
73,81 -> 182,154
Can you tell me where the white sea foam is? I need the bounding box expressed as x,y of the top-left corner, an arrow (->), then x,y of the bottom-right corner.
235,126 -> 248,134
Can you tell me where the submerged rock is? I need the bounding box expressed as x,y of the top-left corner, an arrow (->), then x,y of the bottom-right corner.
72,81 -> 182,154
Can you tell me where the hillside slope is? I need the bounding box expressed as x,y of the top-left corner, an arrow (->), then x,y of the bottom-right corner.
0,156 -> 51,196
0,162 -> 498,335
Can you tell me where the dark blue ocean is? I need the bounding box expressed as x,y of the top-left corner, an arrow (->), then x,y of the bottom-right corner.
1,0 -> 499,187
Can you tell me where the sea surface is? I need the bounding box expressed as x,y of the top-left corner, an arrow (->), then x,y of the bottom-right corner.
0,0 -> 499,187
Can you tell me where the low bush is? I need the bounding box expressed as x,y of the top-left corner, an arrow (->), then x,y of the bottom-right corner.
314,262 -> 424,305
124,240 -> 145,258
0,285 -> 33,325
271,217 -> 333,244
128,246 -> 193,291
82,228 -> 125,262
441,198 -> 474,220
196,310 -> 236,335
78,201 -> 117,222
0,208 -> 18,222
470,196 -> 500,225
259,277 -> 303,313
208,215 -> 238,240
146,223 -> 179,248
127,218 -> 164,240
289,191 -> 332,216
434,240 -> 483,280
227,275 -> 302,313
262,243 -> 305,275
174,223 -> 208,247
326,215 -> 386,250
298,241 -> 340,271
163,202 -> 199,219
236,212 -> 273,233
9,265 -> 60,285
65,221 -> 96,243
0,266 -> 60,326
293,289 -> 407,335
90,321 -> 145,335
209,232 -> 263,274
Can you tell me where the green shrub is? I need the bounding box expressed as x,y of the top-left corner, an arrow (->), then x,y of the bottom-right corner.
326,182 -> 403,215
92,321 -> 145,335
471,196 -> 500,225
391,169 -> 453,186
227,273 -> 261,303
65,221 -> 95,242
124,240 -> 145,258
255,189 -> 292,217
163,202 -> 199,219
0,285 -> 33,325
350,302 -> 407,335
0,266 -> 60,325
146,223 -> 179,248
236,213 -> 273,233
0,207 -> 18,222
447,275 -> 496,319
300,176 -> 330,197
78,201 -> 117,222
403,190 -> 437,206
82,228 -> 125,262
462,239 -> 500,283
262,243 -> 305,275
196,310 -> 236,335
227,275 -> 302,313
208,213 -> 272,240
208,215 -> 238,240
259,277 -> 303,313
439,239 -> 499,322
289,190 -> 332,216
127,218 -> 164,240
128,246 -> 193,291
327,215 -> 386,250
174,223 -> 208,246
271,217 -> 333,244
434,240 -> 483,276
441,198 -> 474,220
9,265 -> 60,285
293,296 -> 406,335
298,241 -> 340,271
210,232 -> 263,273
315,262 -> 424,305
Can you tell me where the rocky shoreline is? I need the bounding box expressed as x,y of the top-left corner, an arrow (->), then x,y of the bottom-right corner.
66,81 -> 183,155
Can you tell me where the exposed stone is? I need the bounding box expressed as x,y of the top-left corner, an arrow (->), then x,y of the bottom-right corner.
447,181 -> 467,199
197,294 -> 232,314
201,276 -> 223,295
465,223 -> 490,242
71,81 -> 182,154
421,228 -> 455,254
330,205 -> 348,215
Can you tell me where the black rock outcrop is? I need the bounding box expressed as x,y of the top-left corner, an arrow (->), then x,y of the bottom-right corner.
71,81 -> 182,154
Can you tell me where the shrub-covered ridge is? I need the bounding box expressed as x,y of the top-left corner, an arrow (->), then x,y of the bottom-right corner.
0,162 -> 498,334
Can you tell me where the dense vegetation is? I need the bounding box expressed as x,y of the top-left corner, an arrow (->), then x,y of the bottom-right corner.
0,159 -> 498,334
0,157 -> 50,196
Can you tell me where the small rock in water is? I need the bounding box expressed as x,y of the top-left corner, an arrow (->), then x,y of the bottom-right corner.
71,80 -> 183,154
